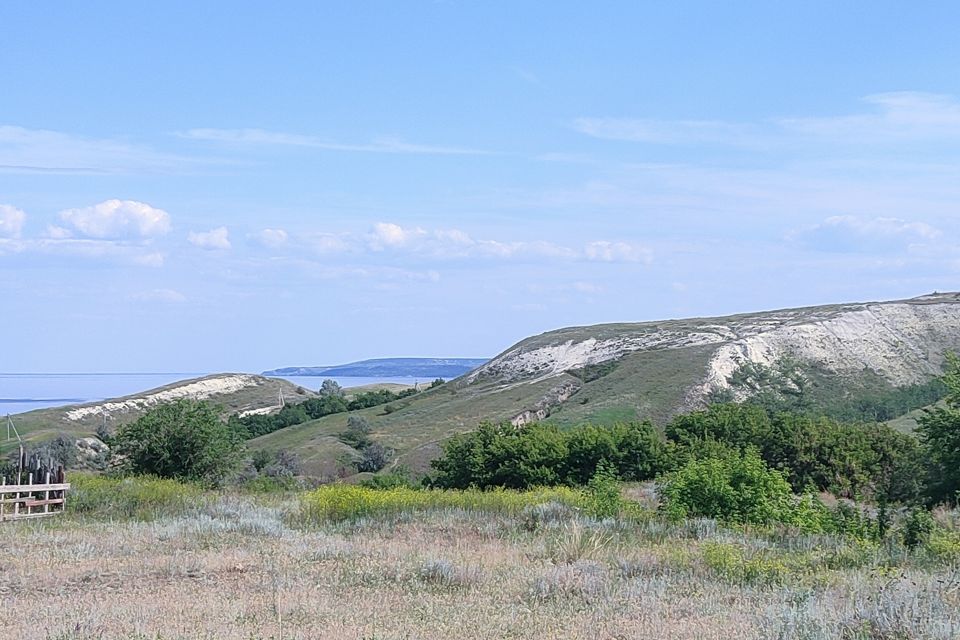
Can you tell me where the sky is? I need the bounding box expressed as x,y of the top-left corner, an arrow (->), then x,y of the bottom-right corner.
2,2 -> 960,373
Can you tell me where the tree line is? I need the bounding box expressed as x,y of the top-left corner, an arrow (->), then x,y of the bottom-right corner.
227,378 -> 443,439
429,355 -> 960,509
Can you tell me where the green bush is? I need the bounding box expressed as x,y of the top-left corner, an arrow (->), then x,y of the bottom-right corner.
701,542 -> 788,586
583,464 -> 623,519
113,399 -> 244,484
429,420 -> 670,490
917,353 -> 960,505
902,508 -> 935,549
659,451 -> 801,526
665,402 -> 924,503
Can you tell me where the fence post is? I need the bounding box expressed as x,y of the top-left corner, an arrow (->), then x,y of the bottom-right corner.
1,477 -> 5,522
44,471 -> 51,514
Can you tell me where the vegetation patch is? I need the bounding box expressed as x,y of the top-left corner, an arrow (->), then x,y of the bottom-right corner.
298,484 -> 586,523
68,474 -> 203,520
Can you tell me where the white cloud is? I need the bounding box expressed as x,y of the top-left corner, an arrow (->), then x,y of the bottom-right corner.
59,199 -> 171,239
131,289 -> 187,303
251,228 -> 288,249
27,238 -> 166,267
368,222 -> 427,250
0,204 -> 26,238
584,240 -> 653,264
244,221 -> 652,267
574,92 -> 960,147
790,216 -> 943,253
573,117 -> 754,145
188,226 -> 231,250
44,224 -> 73,239
181,128 -> 489,155
779,92 -> 960,142
0,125 -> 211,174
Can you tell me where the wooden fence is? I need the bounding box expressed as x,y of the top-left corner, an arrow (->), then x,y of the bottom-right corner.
0,469 -> 70,522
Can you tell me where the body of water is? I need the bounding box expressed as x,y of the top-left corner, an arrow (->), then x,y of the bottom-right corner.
0,373 -> 425,417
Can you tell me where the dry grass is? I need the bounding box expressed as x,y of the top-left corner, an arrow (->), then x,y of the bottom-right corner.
2,492 -> 959,640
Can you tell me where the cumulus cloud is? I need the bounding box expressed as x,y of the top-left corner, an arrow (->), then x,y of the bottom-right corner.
241,221 -> 652,266
188,226 -> 231,250
59,199 -> 171,239
44,225 -> 72,239
251,228 -> 288,249
0,204 -> 26,238
368,222 -> 427,250
790,215 -> 943,253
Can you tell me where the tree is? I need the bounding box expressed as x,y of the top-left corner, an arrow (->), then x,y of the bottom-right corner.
357,443 -> 392,472
113,399 -> 244,483
318,379 -> 344,399
917,353 -> 960,505
341,415 -> 373,449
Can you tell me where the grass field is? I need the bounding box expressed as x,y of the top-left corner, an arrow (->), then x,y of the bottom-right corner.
2,477 -> 958,639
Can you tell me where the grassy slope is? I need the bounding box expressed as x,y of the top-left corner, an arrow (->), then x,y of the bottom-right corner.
251,344 -> 719,477
546,343 -> 718,428
251,375 -> 570,477
3,374 -> 315,450
886,400 -> 947,433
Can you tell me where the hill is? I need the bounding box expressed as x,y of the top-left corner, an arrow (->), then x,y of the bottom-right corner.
251,293 -> 960,477
263,357 -> 488,378
4,374 -> 316,448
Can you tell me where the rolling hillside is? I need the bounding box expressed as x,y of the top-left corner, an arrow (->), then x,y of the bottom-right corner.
5,374 -> 315,448
251,292 -> 960,476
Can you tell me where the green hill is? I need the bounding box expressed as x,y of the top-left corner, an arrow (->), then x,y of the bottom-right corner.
251,292 -> 960,477
4,374 -> 315,451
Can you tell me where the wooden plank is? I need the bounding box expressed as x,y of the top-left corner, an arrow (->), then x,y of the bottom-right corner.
1,510 -> 61,521
0,483 -> 71,493
21,498 -> 65,507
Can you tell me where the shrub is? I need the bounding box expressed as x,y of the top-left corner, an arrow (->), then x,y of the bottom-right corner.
361,468 -> 419,490
659,451 -> 799,526
113,399 -> 244,484
34,433 -> 78,469
583,464 -> 623,519
902,508 -> 935,549
545,520 -> 613,564
701,542 -> 787,586
429,421 -> 670,490
357,443 -> 393,472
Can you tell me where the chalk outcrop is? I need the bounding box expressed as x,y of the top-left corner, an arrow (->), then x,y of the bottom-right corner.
466,293 -> 960,414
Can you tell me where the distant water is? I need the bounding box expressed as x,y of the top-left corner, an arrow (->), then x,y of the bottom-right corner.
0,373 -> 424,417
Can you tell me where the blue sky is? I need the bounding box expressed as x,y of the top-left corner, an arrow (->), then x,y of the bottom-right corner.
2,2 -> 960,372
